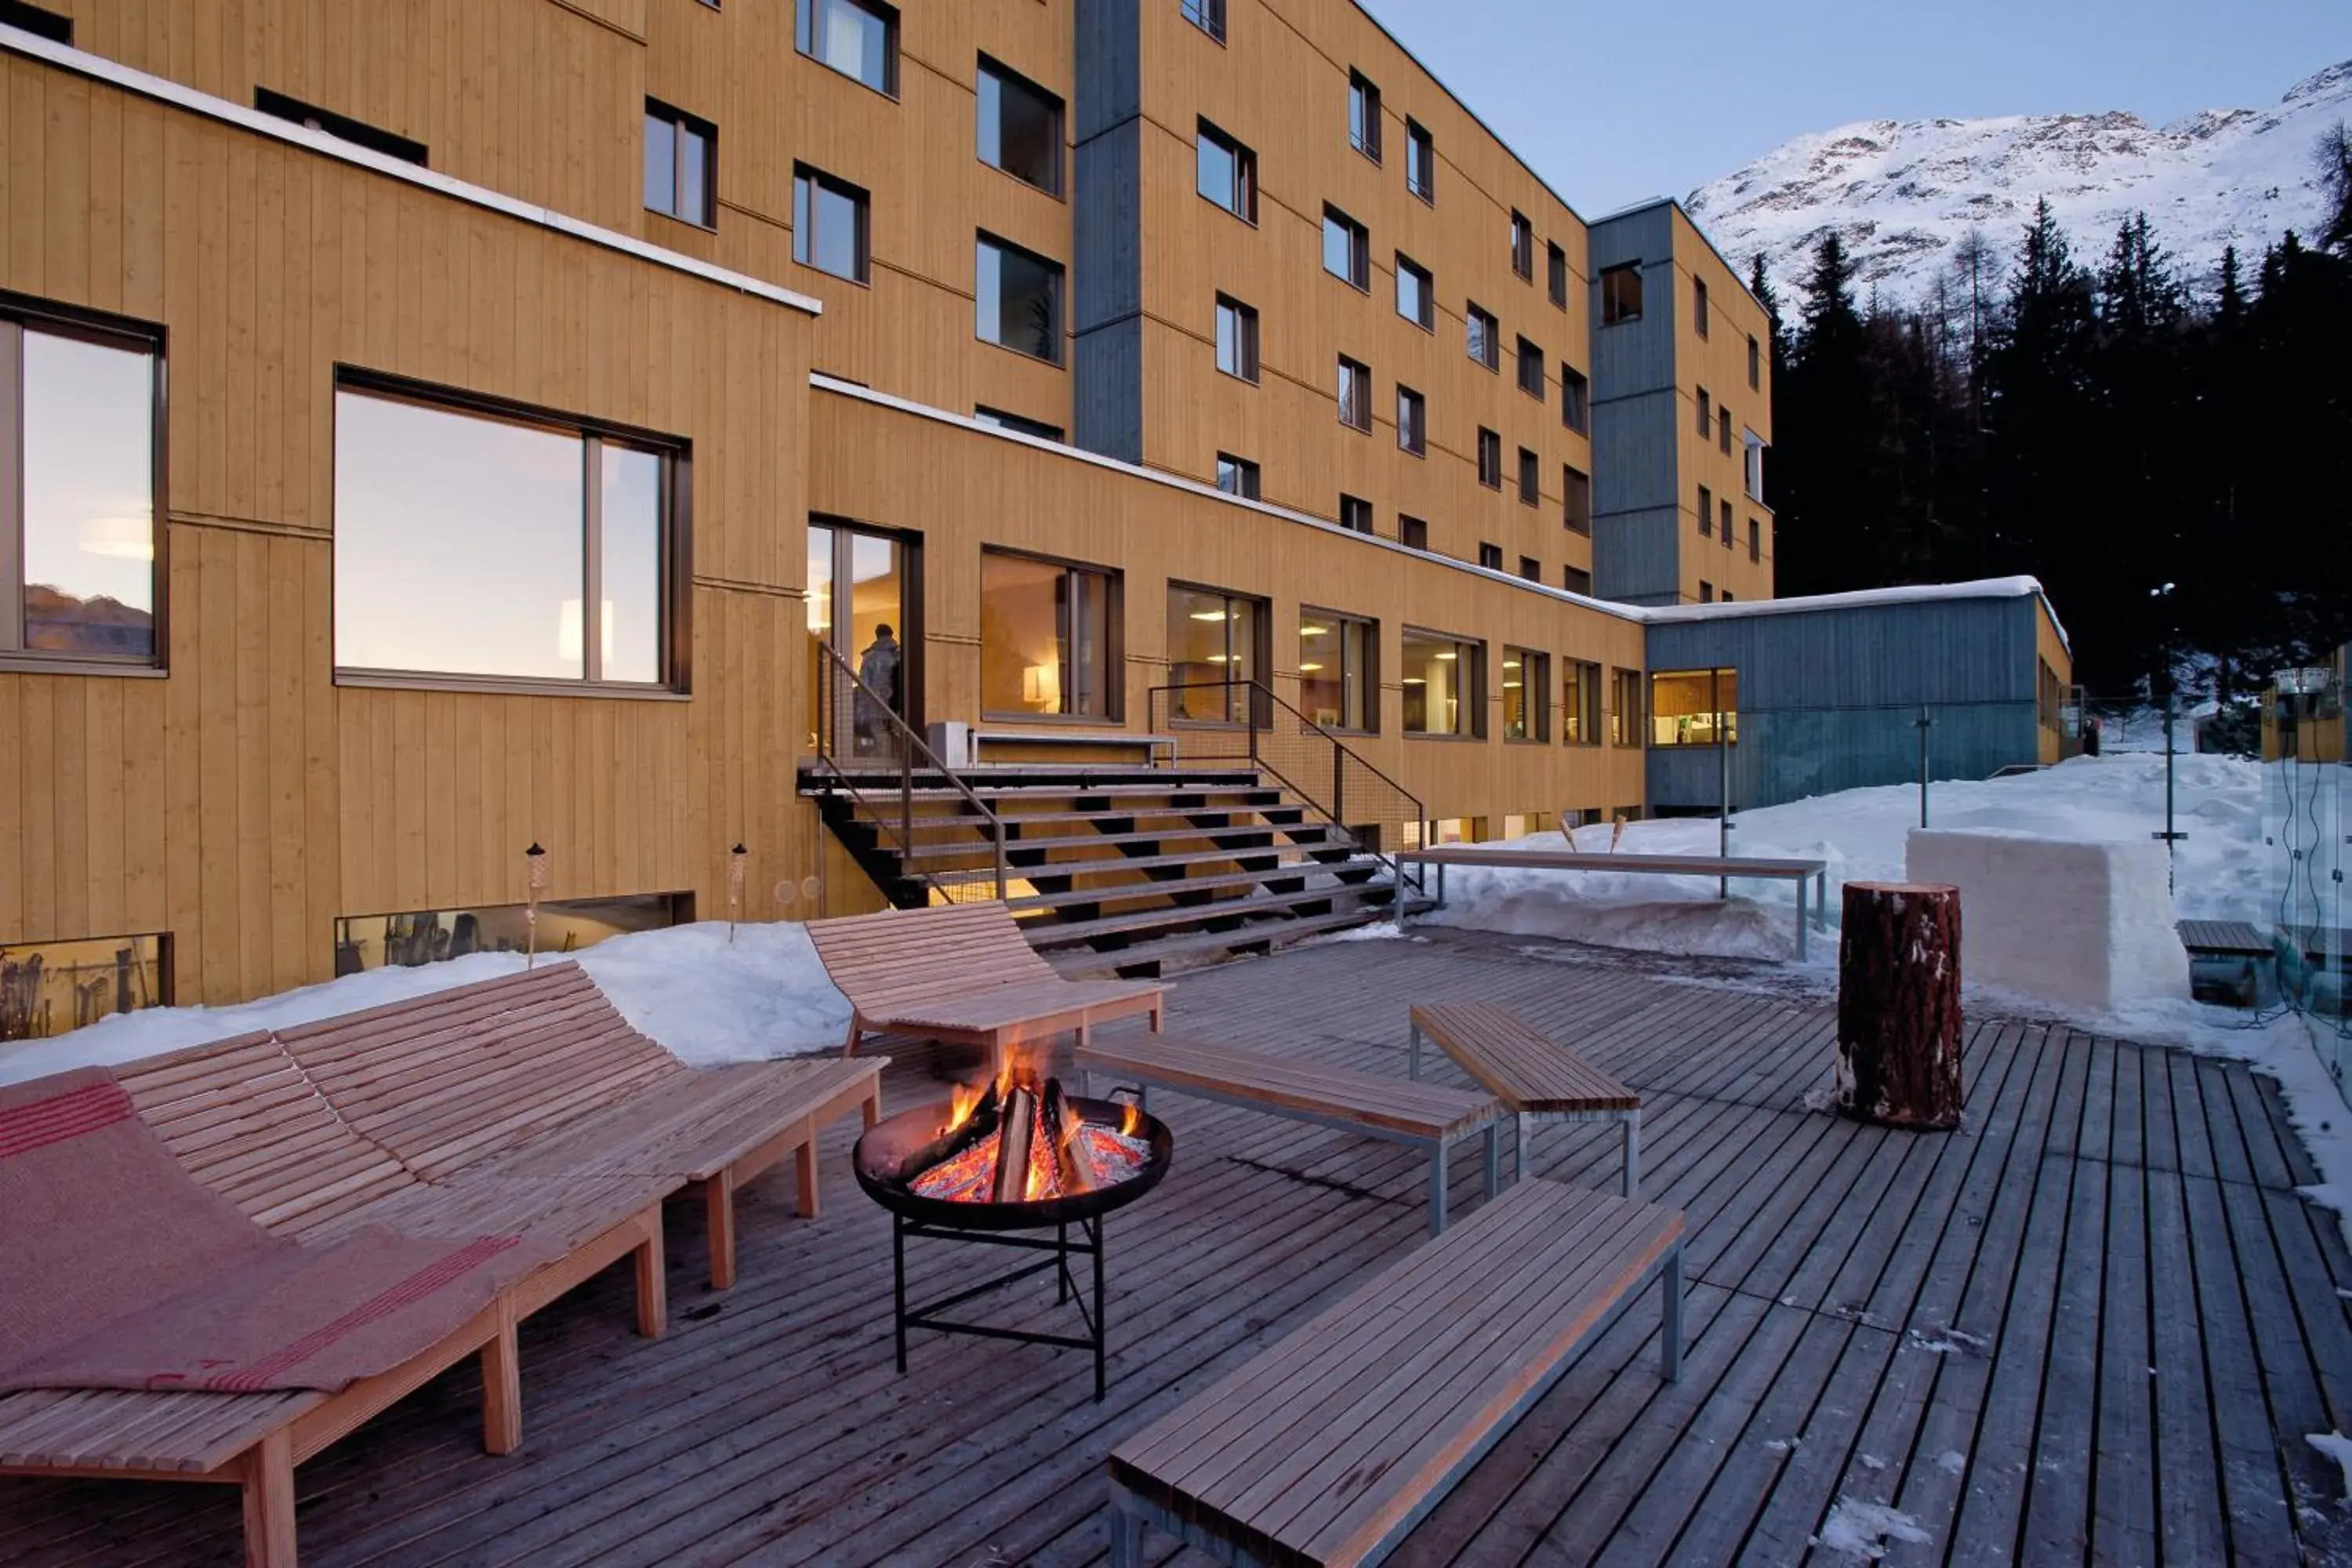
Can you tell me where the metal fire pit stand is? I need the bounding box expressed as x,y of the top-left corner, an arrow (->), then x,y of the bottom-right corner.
892,1212 -> 1110,1401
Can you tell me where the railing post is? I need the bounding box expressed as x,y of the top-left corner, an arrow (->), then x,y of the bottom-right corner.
1332,738 -> 1345,827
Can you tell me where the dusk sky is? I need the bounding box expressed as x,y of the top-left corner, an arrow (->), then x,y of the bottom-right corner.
1355,0 -> 2350,216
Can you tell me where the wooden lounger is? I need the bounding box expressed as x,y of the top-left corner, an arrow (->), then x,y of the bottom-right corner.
807,902 -> 1165,1066
1107,1180 -> 1685,1567
1076,1034 -> 1502,1234
1407,1001 -> 1643,1196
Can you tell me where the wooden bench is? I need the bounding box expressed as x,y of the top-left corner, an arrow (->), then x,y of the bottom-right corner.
1106,1179 -> 1686,1567
1407,1002 -> 1642,1196
1075,1034 -> 1502,1234
808,902 -> 1166,1069
1398,846 -> 1831,960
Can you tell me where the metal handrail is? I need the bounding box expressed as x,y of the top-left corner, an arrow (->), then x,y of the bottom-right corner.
810,639 -> 1006,904
1145,678 -> 1427,895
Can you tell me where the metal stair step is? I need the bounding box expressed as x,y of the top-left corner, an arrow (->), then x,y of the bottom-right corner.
904,822 -> 1352,864
1018,880 -> 1391,947
1046,906 -> 1395,978
1004,858 -> 1385,912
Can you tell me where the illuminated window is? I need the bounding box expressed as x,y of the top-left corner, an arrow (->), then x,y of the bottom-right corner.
1563,659 -> 1601,743
1502,647 -> 1549,741
335,896 -> 684,976
1167,583 -> 1265,723
1402,628 -> 1482,737
1300,608 -> 1375,731
980,550 -> 1116,718
0,932 -> 169,1041
1650,667 -> 1739,746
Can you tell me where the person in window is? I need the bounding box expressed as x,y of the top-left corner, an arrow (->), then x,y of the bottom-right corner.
854,622 -> 902,757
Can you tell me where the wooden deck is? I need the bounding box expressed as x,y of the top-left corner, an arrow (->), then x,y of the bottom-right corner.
7,930 -> 2352,1566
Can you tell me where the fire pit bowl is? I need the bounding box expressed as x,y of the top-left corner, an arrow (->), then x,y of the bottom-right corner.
851,1086 -> 1174,1401
852,1094 -> 1174,1231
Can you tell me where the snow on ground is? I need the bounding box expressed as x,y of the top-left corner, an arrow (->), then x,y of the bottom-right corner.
0,920 -> 851,1087
1418,752 -> 2267,966
1811,1497 -> 1933,1559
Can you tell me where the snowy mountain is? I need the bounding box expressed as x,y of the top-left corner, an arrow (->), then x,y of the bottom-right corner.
1686,61 -> 2352,304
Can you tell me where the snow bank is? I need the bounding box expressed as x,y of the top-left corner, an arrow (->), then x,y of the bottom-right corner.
1907,829 -> 2189,1011
1812,1497 -> 1933,1559
0,920 -> 851,1087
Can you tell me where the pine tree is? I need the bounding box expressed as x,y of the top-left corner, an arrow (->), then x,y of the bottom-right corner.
2317,122 -> 2352,256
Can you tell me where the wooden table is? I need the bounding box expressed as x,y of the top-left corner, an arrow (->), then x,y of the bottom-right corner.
1399,847 -> 1831,960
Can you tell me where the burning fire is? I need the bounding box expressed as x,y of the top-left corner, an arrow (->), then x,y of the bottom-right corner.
1120,1099 -> 1141,1138
906,1068 -> 1149,1205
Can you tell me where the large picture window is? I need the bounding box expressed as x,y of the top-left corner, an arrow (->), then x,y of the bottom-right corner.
1563,659 -> 1601,744
1502,647 -> 1550,742
1167,583 -> 1266,724
977,234 -> 1064,364
978,57 -> 1062,194
981,549 -> 1116,719
1402,628 -> 1482,738
1300,609 -> 1374,732
1651,667 -> 1739,746
332,382 -> 677,688
1,932 -> 169,1041
334,894 -> 684,976
1,307 -> 161,663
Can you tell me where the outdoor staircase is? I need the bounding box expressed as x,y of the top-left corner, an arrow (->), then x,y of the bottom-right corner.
800,762 -> 1408,977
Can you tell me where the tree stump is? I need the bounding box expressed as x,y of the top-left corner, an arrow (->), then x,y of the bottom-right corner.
1835,880 -> 1964,1130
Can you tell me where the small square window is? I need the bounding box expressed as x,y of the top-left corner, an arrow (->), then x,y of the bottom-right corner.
1466,303 -> 1498,371
1340,494 -> 1374,535
1518,448 -> 1540,506
1396,387 -> 1425,456
1510,212 -> 1534,280
1196,120 -> 1257,222
797,0 -> 898,96
1478,543 -> 1504,571
1400,515 -> 1429,550
1215,294 -> 1260,383
1396,255 -> 1434,330
1323,206 -> 1370,291
1563,564 -> 1592,596
1406,120 -> 1436,201
1518,556 -> 1541,583
978,56 -> 1062,195
1348,71 -> 1381,162
1476,428 -> 1501,489
792,164 -> 869,282
1601,263 -> 1643,325
1215,452 -> 1261,499
1547,241 -> 1568,309
1561,366 -> 1589,433
1516,336 -> 1544,398
976,233 -> 1064,363
1700,581 -> 1715,603
1337,355 -> 1372,431
644,100 -> 716,227
1563,464 -> 1592,534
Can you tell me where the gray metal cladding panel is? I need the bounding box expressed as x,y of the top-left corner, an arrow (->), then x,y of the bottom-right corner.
1589,208 -> 1678,399
1073,123 -> 1143,331
1073,318 -> 1143,464
1594,505 -> 1682,604
1588,205 -> 1674,270
1074,0 -> 1141,140
1646,702 -> 2044,811
1644,599 -> 2038,709
1591,388 -> 1679,513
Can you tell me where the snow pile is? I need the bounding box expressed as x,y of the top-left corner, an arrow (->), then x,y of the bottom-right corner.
1907,829 -> 2189,1011
1812,1497 -> 1933,1560
1688,60 -> 2351,302
1419,752 -> 2267,964
2306,1432 -> 2352,1502
0,920 -> 851,1087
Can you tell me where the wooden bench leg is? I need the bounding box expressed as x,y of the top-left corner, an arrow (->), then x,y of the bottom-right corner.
1623,1116 -> 1641,1200
1109,1490 -> 1146,1568
706,1171 -> 739,1291
1482,1123 -> 1500,1201
481,1297 -> 522,1455
795,1136 -> 822,1219
1428,1142 -> 1448,1236
1408,1020 -> 1422,1080
239,1428 -> 297,1568
1661,1245 -> 1683,1383
863,1087 -> 881,1130
1515,1112 -> 1530,1183
634,1220 -> 668,1339
1149,1003 -> 1163,1033
844,1021 -> 862,1057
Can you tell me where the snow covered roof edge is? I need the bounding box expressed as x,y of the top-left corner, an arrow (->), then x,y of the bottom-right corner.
1645,575 -> 2071,654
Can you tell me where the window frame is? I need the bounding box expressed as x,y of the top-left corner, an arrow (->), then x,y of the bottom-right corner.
1395,253 -> 1434,331
975,230 -> 1065,365
797,0 -> 900,97
1405,119 -> 1436,202
1562,463 -> 1592,535
1547,241 -> 1569,310
1322,205 -> 1370,292
0,293 -> 169,674
791,162 -> 871,284
974,405 -> 1063,441
1650,666 -> 1739,748
1336,354 -> 1372,433
1693,275 -> 1710,337
1298,606 -> 1378,735
1515,336 -> 1544,398
1748,334 -> 1762,389
1476,543 -> 1503,571
975,54 -> 1065,198
1600,263 -> 1643,325
979,544 -> 1123,723
1517,446 -> 1540,507
1720,404 -> 1734,455
1501,646 -> 1550,742
1166,579 -> 1271,727
1401,626 -> 1486,740
1562,564 -> 1592,597
1750,514 -> 1763,563
1214,292 -> 1261,383
1196,119 -> 1257,223
1338,494 -> 1374,535
1399,515 -> 1428,550
1561,365 -> 1590,432
256,87 -> 427,165
0,2 -> 73,44
1698,483 -> 1713,536
1180,0 -> 1227,43
1510,211 -> 1534,281
1697,386 -> 1711,438
1721,496 -> 1734,547
0,930 -> 172,1038
1475,427 -> 1501,489
1563,659 -> 1602,745
1465,303 -> 1499,372
329,367 -> 691,697
1348,70 -> 1382,163
1609,666 -> 1645,748
643,97 -> 717,229
1214,452 -> 1261,499
1396,386 -> 1426,456
1518,556 -> 1541,583
1744,430 -> 1766,502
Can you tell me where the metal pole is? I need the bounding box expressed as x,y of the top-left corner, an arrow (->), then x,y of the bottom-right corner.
1915,706 -> 1933,828
1717,686 -> 1730,900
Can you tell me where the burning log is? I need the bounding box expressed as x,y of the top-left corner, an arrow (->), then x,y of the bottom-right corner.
891,1080 -> 1000,1183
991,1084 -> 1040,1204
1044,1080 -> 1099,1195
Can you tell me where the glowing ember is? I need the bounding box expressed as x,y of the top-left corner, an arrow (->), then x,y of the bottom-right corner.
904,1078 -> 1150,1203
1120,1099 -> 1142,1138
